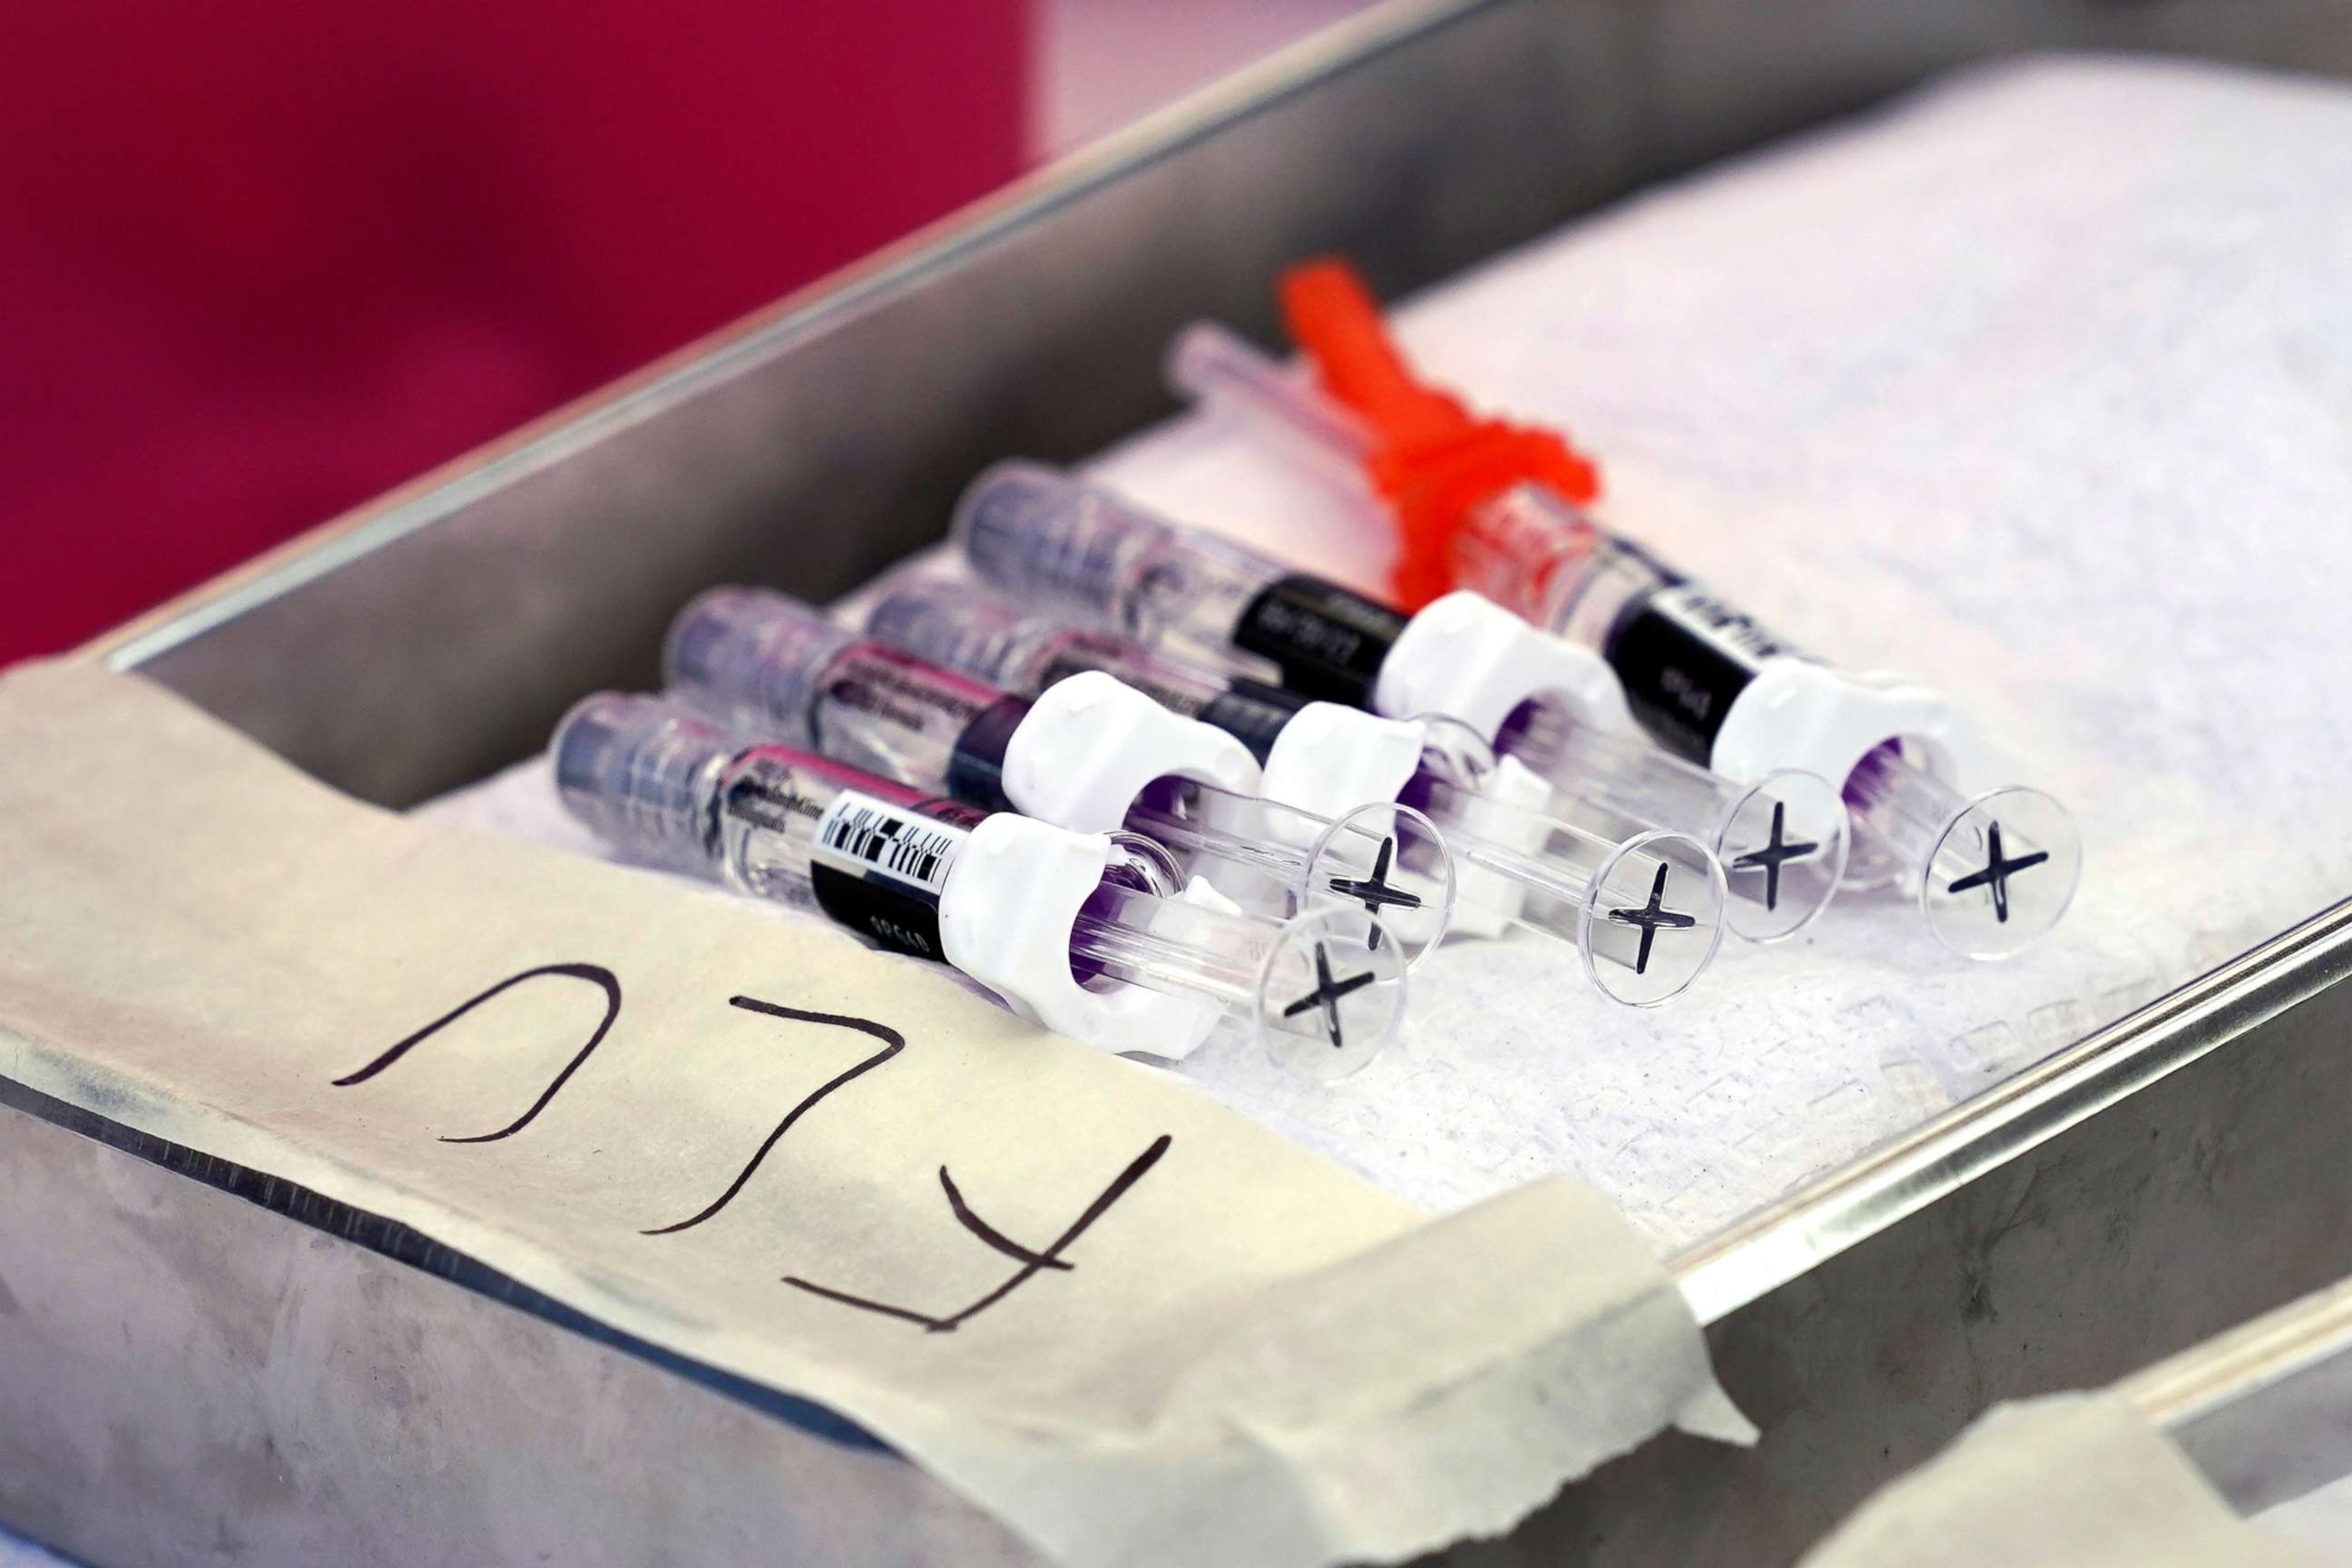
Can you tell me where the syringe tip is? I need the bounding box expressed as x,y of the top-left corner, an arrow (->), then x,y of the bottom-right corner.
865,574 -> 1037,690
953,461 -> 1163,617
552,693 -> 735,870
663,586 -> 854,743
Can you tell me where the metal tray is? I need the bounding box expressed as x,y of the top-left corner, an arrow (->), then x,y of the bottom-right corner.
2130,1273 -> 2352,1527
13,2 -> 2352,1563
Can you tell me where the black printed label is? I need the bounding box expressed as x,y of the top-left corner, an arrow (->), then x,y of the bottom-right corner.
1604,583 -> 1804,764
1037,638 -> 1307,763
945,695 -> 1033,814
1199,683 -> 1307,763
1231,575 -> 1409,707
807,789 -> 980,960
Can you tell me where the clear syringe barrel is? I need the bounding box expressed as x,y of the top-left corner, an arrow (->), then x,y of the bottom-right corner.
1121,775 -> 1455,969
552,694 -> 1407,1070
1168,322 -> 1612,639
1843,745 -> 2082,960
553,692 -> 981,952
1072,887 -> 1403,1080
1400,764 -> 1726,1007
665,586 -> 1031,811
955,459 -> 1285,664
864,576 -> 1309,763
1166,320 -> 1377,480
953,461 -> 1414,707
1498,702 -> 1850,942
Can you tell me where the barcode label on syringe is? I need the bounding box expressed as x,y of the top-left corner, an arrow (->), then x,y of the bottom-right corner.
812,790 -> 968,897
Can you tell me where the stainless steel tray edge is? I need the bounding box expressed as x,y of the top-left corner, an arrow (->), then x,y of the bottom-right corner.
2129,1276 -> 2352,1514
1497,900 -> 2352,1564
1675,897 -> 2352,1323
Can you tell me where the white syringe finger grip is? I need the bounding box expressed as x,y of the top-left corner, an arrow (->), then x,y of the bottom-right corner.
939,814 -> 1224,1060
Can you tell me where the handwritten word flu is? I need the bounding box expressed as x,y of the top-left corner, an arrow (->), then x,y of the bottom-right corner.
335,965 -> 1170,1332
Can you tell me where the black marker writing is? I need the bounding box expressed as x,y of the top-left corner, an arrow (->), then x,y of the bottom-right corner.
1946,819 -> 2049,925
784,1134 -> 1171,1333
642,996 -> 905,1236
332,962 -> 622,1144
938,1165 -> 1072,1271
338,964 -> 1165,1334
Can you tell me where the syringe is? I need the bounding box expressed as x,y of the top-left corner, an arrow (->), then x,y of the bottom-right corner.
865,578 -> 1729,1001
874,570 -> 1832,944
1175,302 -> 2079,959
1403,717 -> 1728,1006
862,572 -> 1314,763
554,693 -> 1406,1076
1499,701 -> 1848,944
862,572 -> 1472,841
665,588 -> 1459,968
950,462 -> 1632,749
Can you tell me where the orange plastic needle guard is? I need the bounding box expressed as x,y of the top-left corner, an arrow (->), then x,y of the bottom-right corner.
1278,256 -> 1601,609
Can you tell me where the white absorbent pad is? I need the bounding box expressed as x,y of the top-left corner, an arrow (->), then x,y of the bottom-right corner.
425,55 -> 2352,1255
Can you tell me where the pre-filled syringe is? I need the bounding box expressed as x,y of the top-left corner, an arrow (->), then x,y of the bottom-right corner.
864,580 -> 1729,1001
554,693 -> 1406,1076
665,588 -> 1459,968
1175,302 -> 2079,959
872,574 -> 1837,944
949,462 -> 1632,749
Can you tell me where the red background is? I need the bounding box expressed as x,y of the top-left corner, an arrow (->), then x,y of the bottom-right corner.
0,2 -> 1026,664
